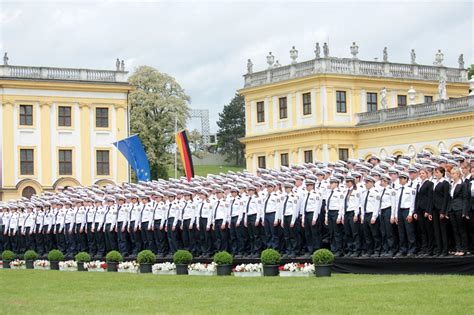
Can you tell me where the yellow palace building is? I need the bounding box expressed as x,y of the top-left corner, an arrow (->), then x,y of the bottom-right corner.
0,61 -> 133,200
239,43 -> 474,172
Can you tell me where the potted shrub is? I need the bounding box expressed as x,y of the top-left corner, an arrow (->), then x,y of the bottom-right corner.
173,250 -> 193,275
24,250 -> 39,269
213,251 -> 233,276
47,249 -> 64,270
312,249 -> 335,277
2,250 -> 16,269
137,250 -> 156,273
75,252 -> 91,271
105,250 -> 123,272
260,249 -> 281,276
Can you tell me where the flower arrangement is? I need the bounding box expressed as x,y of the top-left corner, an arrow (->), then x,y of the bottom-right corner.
58,260 -> 77,271
279,263 -> 314,277
34,260 -> 50,270
85,260 -> 107,272
233,263 -> 263,273
188,262 -> 216,275
152,262 -> 176,275
10,259 -> 26,269
279,263 -> 314,273
118,261 -> 139,273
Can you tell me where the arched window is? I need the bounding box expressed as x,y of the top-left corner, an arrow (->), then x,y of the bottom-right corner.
22,186 -> 36,199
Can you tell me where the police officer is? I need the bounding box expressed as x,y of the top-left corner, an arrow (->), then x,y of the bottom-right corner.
128,194 -> 142,257
324,177 -> 345,257
343,176 -> 361,257
394,172 -> 417,257
379,174 -> 397,257
22,204 -> 36,253
53,200 -> 66,253
115,194 -> 129,257
228,187 -> 243,257
74,199 -> 87,253
138,194 -> 154,251
242,186 -> 261,258
34,203 -> 45,255
262,182 -> 281,250
84,198 -> 96,256
301,179 -> 323,256
152,193 -> 167,256
92,197 -> 106,258
281,183 -> 299,258
213,188 -> 230,252
64,200 -> 76,257
360,176 -> 382,257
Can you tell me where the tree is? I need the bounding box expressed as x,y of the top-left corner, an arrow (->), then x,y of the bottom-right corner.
188,129 -> 204,158
216,93 -> 245,166
468,64 -> 474,80
128,66 -> 190,179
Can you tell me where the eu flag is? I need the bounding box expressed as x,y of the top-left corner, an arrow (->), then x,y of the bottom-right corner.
113,134 -> 151,181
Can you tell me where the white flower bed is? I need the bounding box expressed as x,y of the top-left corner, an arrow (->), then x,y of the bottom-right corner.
233,263 -> 263,277
152,262 -> 176,275
59,260 -> 77,271
118,261 -> 139,273
10,259 -> 26,269
188,262 -> 216,276
279,263 -> 314,277
34,260 -> 50,270
85,260 -> 106,272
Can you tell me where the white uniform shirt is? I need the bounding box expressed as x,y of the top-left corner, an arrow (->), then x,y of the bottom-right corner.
281,192 -> 299,225
325,188 -> 345,221
360,187 -> 381,220
394,184 -> 416,217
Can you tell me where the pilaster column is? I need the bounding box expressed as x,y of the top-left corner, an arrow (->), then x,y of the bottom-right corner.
115,103 -> 128,183
3,102 -> 14,187
40,102 -> 52,186
79,103 -> 92,186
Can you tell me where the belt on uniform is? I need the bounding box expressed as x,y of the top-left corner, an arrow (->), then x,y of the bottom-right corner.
345,210 -> 355,213
329,209 -> 339,212
400,208 -> 409,211
381,207 -> 391,211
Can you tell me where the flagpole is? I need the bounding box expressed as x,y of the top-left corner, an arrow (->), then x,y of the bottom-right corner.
174,114 -> 178,179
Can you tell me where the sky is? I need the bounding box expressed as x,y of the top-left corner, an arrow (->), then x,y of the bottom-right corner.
0,0 -> 472,133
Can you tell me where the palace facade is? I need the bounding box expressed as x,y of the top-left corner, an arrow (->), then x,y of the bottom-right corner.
0,63 -> 133,200
239,43 -> 473,172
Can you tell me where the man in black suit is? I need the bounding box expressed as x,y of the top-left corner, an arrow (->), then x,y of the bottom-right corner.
414,168 -> 434,256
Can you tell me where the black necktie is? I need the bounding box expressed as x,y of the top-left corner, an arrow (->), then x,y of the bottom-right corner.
303,193 -> 310,212
199,202 -> 204,217
264,195 -> 270,214
246,197 -> 252,217
318,182 -> 322,188
344,189 -> 352,212
230,199 -> 236,216
327,190 -> 334,210
416,183 -> 420,193
283,195 -> 289,214
398,186 -> 405,211
214,201 -> 220,218
379,188 -> 386,208
363,190 -> 370,213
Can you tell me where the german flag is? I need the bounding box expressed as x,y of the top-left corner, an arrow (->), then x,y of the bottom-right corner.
175,130 -> 195,182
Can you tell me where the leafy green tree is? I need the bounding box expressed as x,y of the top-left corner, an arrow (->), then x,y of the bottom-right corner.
128,66 -> 190,179
468,64 -> 474,80
216,93 -> 245,166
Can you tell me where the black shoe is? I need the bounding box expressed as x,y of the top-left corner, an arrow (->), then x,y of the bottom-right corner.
361,253 -> 370,258
350,252 -> 360,258
407,253 -> 416,258
370,253 -> 380,258
380,252 -> 391,258
394,252 -> 404,258
334,252 -> 343,257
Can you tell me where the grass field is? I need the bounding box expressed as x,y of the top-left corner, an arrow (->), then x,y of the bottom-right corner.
1,270 -> 473,314
170,165 -> 245,178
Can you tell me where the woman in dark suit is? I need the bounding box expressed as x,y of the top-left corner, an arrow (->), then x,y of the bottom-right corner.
415,168 -> 434,256
431,167 -> 450,256
447,167 -> 469,256
466,166 -> 474,251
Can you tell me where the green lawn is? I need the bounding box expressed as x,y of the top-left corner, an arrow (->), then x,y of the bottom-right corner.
169,165 -> 245,178
1,270 -> 473,314
193,165 -> 244,177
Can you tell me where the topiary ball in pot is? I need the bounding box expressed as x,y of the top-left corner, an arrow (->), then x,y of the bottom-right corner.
105,250 -> 123,272
24,250 -> 39,269
173,250 -> 193,275
75,252 -> 91,271
47,249 -> 64,270
260,249 -> 281,276
137,250 -> 156,273
213,251 -> 233,276
312,249 -> 335,277
2,250 -> 16,269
